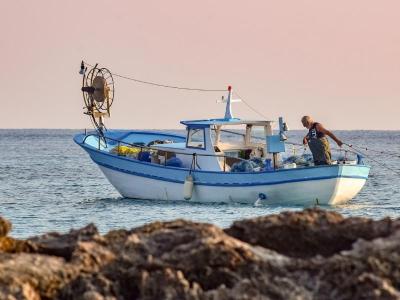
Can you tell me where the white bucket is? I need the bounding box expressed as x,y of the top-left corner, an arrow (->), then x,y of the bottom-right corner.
283,163 -> 297,169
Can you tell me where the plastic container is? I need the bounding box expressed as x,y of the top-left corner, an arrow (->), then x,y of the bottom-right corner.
166,157 -> 183,168
138,151 -> 151,162
264,159 -> 272,170
283,163 -> 297,169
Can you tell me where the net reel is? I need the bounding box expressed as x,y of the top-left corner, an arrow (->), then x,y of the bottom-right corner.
79,61 -> 115,135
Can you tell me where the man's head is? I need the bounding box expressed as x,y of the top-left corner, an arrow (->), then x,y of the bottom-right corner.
301,116 -> 313,129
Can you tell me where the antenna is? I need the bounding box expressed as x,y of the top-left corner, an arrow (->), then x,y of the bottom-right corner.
80,62 -> 115,135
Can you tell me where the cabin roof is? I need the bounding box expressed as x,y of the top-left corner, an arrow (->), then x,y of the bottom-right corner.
180,118 -> 273,127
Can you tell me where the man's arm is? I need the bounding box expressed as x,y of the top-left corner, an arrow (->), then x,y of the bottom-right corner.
303,135 -> 309,145
315,123 -> 343,146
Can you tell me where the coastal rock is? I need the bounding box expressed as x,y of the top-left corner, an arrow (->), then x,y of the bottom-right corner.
0,236 -> 35,253
288,230 -> 400,299
0,217 -> 36,254
0,253 -> 79,300
0,217 -> 11,237
225,208 -> 400,258
28,223 -> 99,260
0,209 -> 399,299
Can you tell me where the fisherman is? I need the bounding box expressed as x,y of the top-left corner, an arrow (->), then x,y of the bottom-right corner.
301,116 -> 343,165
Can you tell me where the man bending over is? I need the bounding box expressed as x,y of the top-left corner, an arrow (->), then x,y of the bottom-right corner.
301,116 -> 343,165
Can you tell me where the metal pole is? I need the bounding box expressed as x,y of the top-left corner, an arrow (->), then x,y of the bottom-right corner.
273,153 -> 278,170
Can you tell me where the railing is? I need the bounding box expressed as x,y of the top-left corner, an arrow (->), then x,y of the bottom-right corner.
81,131 -> 363,174
81,133 -> 247,172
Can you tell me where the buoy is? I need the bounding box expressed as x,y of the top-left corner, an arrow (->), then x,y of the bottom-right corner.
254,193 -> 267,207
183,175 -> 194,200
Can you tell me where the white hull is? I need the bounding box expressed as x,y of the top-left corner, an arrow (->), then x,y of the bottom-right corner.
99,165 -> 366,205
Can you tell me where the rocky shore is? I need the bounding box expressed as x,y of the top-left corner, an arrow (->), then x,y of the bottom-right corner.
0,208 -> 399,300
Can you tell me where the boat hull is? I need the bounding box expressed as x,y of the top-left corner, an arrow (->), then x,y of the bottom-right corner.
98,164 -> 367,205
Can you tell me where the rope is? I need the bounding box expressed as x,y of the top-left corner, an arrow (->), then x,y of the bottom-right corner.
344,143 -> 400,176
189,153 -> 197,174
345,143 -> 400,157
83,61 -> 226,92
286,141 -> 360,158
233,91 -> 270,120
83,62 -> 272,120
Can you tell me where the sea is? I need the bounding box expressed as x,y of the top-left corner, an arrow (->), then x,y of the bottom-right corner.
0,129 -> 399,238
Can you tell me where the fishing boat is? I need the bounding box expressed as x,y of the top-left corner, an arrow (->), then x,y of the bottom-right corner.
74,62 -> 370,205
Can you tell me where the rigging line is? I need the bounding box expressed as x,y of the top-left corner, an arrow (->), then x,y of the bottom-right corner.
233,91 -> 270,120
344,144 -> 400,176
89,116 -> 100,134
347,144 -> 400,157
83,61 -> 226,92
286,140 -> 359,154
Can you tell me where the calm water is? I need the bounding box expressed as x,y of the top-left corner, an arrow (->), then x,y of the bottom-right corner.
0,129 -> 399,238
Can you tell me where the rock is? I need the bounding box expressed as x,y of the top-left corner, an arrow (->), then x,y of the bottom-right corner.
59,273 -> 117,300
225,208 -> 400,258
81,290 -> 107,300
0,236 -> 35,253
118,220 -> 262,291
287,230 -> 400,299
0,217 -> 36,254
137,268 -> 202,300
28,223 -> 99,260
0,217 -> 11,237
0,253 -> 79,300
70,241 -> 117,273
0,282 -> 41,300
0,209 -> 399,299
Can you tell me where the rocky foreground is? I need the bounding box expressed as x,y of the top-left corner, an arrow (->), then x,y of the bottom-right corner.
0,209 -> 400,300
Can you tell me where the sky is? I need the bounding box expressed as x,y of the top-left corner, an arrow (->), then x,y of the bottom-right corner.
1,0 -> 399,130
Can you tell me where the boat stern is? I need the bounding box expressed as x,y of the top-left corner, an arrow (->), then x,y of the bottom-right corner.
328,164 -> 370,205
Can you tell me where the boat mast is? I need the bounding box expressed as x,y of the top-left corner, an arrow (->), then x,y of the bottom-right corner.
224,86 -> 233,119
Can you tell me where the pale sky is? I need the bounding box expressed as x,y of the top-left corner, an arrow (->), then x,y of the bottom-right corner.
1,0 -> 399,130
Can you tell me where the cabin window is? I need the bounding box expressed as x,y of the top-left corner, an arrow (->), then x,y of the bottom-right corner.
186,128 -> 205,149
